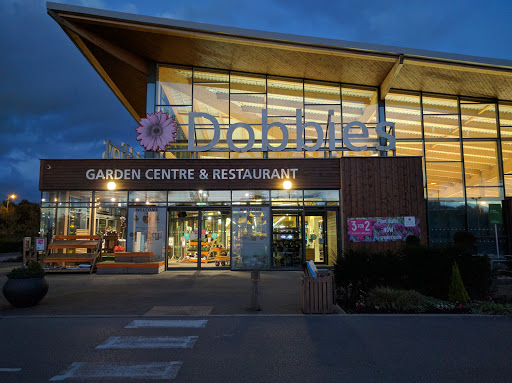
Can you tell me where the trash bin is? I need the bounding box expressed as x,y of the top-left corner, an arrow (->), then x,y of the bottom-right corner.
301,271 -> 334,314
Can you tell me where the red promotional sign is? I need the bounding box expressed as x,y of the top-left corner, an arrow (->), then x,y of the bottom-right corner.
348,219 -> 373,237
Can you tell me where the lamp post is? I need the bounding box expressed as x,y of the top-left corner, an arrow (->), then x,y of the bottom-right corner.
6,194 -> 16,211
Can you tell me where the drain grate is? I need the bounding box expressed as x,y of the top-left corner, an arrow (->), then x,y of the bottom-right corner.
144,306 -> 214,316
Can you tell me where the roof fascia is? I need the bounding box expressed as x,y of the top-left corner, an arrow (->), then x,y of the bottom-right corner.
46,1 -> 512,71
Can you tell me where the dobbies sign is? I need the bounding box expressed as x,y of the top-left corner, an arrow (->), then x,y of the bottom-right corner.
188,109 -> 396,153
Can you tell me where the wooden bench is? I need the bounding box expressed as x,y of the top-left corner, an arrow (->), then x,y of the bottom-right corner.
44,235 -> 102,274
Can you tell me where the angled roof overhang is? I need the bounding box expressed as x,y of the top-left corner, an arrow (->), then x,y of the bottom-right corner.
47,2 -> 512,122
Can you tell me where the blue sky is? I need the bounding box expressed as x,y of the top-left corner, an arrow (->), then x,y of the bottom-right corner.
1,0 -> 512,202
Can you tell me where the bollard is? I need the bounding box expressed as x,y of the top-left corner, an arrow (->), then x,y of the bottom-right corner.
250,270 -> 261,311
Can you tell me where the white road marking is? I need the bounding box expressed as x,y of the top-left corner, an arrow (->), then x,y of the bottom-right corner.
50,361 -> 182,381
125,319 -> 208,328
96,336 -> 198,349
0,368 -> 21,372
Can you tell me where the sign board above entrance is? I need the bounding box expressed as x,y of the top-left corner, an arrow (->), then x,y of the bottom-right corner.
188,110 -> 396,153
40,159 -> 341,191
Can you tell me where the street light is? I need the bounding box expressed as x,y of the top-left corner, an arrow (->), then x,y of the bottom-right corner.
6,194 -> 16,211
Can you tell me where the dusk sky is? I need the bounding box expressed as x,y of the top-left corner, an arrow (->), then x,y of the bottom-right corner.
1,0 -> 512,203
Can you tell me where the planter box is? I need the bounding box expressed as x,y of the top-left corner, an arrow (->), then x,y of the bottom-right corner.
301,274 -> 334,314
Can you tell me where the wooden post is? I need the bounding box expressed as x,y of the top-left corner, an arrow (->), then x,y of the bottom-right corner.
250,270 -> 261,311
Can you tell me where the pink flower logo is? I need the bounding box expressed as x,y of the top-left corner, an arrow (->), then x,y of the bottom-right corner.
136,111 -> 178,151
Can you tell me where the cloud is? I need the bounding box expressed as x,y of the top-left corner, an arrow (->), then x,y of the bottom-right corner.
0,0 -> 137,202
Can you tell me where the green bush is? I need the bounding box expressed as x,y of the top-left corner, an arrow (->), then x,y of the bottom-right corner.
7,261 -> 46,279
366,287 -> 433,312
401,244 -> 450,298
467,301 -> 512,315
456,254 -> 491,300
405,235 -> 421,246
453,231 -> 476,254
334,244 -> 491,303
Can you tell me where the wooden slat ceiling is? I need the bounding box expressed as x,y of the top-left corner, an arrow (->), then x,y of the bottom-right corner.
48,4 -> 512,122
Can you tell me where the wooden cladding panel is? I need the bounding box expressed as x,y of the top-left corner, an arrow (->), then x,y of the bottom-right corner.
393,64 -> 512,101
40,158 -> 340,191
80,21 -> 395,87
341,156 -> 427,251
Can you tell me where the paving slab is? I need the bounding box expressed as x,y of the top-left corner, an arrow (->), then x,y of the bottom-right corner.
0,267 -> 304,316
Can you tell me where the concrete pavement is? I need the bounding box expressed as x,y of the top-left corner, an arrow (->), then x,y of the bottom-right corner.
0,261 -> 305,315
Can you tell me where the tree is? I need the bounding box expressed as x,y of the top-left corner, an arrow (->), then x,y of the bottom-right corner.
448,262 -> 469,303
0,200 -> 40,252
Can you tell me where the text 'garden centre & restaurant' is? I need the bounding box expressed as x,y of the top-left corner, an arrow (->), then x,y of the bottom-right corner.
40,2 -> 512,272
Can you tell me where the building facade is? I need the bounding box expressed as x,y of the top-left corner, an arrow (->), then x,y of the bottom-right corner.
41,3 -> 512,270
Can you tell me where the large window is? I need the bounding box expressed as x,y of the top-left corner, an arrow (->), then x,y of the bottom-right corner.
386,91 -> 508,254
156,65 -> 381,158
154,64 -> 512,253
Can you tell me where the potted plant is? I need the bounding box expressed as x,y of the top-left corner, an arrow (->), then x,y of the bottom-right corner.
2,261 -> 49,308
104,227 -> 119,253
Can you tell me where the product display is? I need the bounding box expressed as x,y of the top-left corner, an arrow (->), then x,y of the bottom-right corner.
273,227 -> 302,267
185,237 -> 227,264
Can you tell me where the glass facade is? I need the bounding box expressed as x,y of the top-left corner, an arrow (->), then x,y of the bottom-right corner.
41,190 -> 339,269
389,91 -> 509,255
152,64 -> 512,255
156,65 -> 382,158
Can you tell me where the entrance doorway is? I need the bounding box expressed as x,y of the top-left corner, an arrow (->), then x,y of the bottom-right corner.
271,208 -> 338,267
272,211 -> 302,267
167,208 -> 231,269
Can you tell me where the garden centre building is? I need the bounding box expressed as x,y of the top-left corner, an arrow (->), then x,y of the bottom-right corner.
40,2 -> 512,271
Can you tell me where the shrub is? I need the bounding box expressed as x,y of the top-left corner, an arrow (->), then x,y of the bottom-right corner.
453,231 -> 477,255
7,260 -> 46,279
448,262 -> 469,303
333,248 -> 405,305
367,287 -> 423,312
400,244 -> 450,299
456,254 -> 491,300
365,287 -> 446,313
334,244 -> 492,304
405,235 -> 421,246
468,301 -> 512,315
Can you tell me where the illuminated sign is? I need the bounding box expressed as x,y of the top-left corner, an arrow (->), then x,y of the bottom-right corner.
188,109 -> 395,152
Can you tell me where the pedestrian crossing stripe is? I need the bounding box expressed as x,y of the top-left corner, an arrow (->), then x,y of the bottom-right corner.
125,319 -> 208,328
50,361 -> 182,381
96,336 -> 198,349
